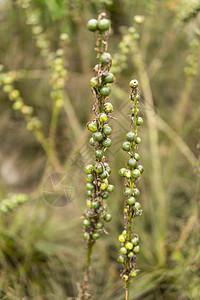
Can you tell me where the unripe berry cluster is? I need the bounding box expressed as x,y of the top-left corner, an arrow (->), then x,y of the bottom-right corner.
0,194 -> 29,213
118,79 -> 144,285
83,13 -> 115,245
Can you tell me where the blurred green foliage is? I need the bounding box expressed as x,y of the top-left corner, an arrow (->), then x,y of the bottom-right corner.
0,0 -> 200,299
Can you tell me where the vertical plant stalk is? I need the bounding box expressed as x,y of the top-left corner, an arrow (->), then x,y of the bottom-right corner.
118,80 -> 144,300
79,13 -> 115,300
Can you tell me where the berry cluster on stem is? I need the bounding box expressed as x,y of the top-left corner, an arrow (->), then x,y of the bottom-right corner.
118,79 -> 144,299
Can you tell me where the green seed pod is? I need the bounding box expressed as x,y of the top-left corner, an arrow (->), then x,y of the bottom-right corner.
92,232 -> 100,240
92,201 -> 99,209
135,202 -> 141,210
127,158 -> 137,168
86,174 -> 93,182
133,188 -> 140,197
99,113 -> 107,123
129,79 -> 139,88
94,163 -> 103,174
137,117 -> 143,126
107,184 -> 114,193
134,153 -> 140,161
128,251 -> 134,258
100,86 -> 111,97
105,213 -> 112,222
120,247 -> 127,255
95,149 -> 104,159
122,141 -> 131,151
96,222 -> 103,229
126,132 -> 136,142
93,132 -> 103,141
98,18 -> 110,31
88,121 -> 98,132
86,183 -> 95,190
83,219 -> 90,227
135,136 -> 141,144
102,192 -> 109,199
103,124 -> 112,135
119,168 -> 126,177
137,165 -> 144,174
124,169 -> 132,178
90,77 -> 98,86
83,232 -> 90,240
86,190 -> 92,197
118,255 -> 125,263
100,171 -> 108,179
105,165 -> 111,174
118,234 -> 126,243
100,52 -> 111,64
127,196 -> 136,205
130,270 -> 138,277
85,164 -> 94,174
133,245 -> 140,254
87,19 -> 98,31
86,199 -> 92,208
102,138 -> 112,147
124,187 -> 132,196
104,102 -> 113,113
100,182 -> 108,190
104,73 -> 115,83
131,237 -> 139,245
132,169 -> 141,178
125,242 -> 133,250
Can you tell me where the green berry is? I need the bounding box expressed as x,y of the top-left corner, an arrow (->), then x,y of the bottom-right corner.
118,255 -> 125,263
86,190 -> 92,197
96,222 -> 103,229
129,79 -> 139,88
134,153 -> 140,161
132,169 -> 141,178
124,187 -> 132,196
89,137 -> 95,146
98,18 -> 110,31
107,184 -> 114,193
127,196 -> 136,205
94,163 -> 103,174
105,213 -> 112,222
131,237 -> 139,245
90,77 -> 98,86
86,174 -> 93,182
127,158 -> 137,168
122,141 -> 131,151
104,102 -> 113,113
100,182 -> 107,190
124,170 -> 132,178
88,121 -> 98,132
125,242 -> 133,250
135,202 -> 141,210
126,132 -> 136,142
137,117 -> 143,126
105,165 -> 111,174
118,234 -> 126,243
92,201 -> 99,209
135,136 -> 141,144
100,86 -> 111,96
130,270 -> 138,277
92,232 -> 100,240
83,232 -> 90,240
103,124 -> 112,135
128,251 -> 134,258
122,274 -> 129,281
104,73 -> 115,83
86,199 -> 92,208
120,247 -> 127,255
102,192 -> 109,199
133,245 -> 140,254
102,138 -> 112,147
93,132 -> 103,141
100,52 -> 111,64
87,19 -> 98,31
83,219 -> 90,227
99,113 -> 107,123
86,183 -> 95,190
119,168 -> 126,177
85,164 -> 93,174
95,150 -> 104,159
133,188 -> 140,197
137,165 -> 144,174
100,171 -> 108,179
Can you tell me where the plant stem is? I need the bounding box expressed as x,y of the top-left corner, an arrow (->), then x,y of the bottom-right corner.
125,282 -> 129,300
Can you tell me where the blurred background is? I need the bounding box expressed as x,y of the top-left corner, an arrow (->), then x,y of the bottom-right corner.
0,0 -> 200,299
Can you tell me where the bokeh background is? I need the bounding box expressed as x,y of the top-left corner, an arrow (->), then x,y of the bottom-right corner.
0,0 -> 200,299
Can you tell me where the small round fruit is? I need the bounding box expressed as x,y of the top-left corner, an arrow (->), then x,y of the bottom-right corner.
104,72 -> 115,83
88,121 -> 98,132
131,237 -> 139,245
98,18 -> 110,31
119,168 -> 126,177
99,113 -> 107,123
118,255 -> 125,263
86,174 -> 93,182
129,79 -> 139,88
83,232 -> 90,240
135,136 -> 141,144
100,183 -> 107,190
85,164 -> 93,174
100,86 -> 111,97
105,213 -> 112,222
92,232 -> 100,240
90,77 -> 98,86
86,199 -> 92,208
133,245 -> 140,254
127,158 -> 137,168
95,150 -> 104,159
118,234 -> 126,243
130,270 -> 138,277
100,52 -> 111,64
132,169 -> 141,178
134,153 -> 140,161
126,132 -> 136,142
94,163 -> 103,174
83,219 -> 90,227
133,188 -> 140,197
124,187 -> 132,196
137,165 -> 144,174
125,242 -> 133,250
106,165 -> 111,174
102,138 -> 112,147
102,192 -> 109,199
96,222 -> 103,229
127,196 -> 136,205
122,274 -> 129,281
128,251 -> 134,258
124,170 -> 132,178
107,184 -> 114,193
92,201 -> 99,209
137,117 -> 143,126
120,247 -> 127,255
104,102 -> 113,113
100,171 -> 108,179
87,19 -> 98,31
122,141 -> 131,151
103,124 -> 112,135
93,132 -> 103,141
86,183 -> 95,190
86,190 -> 92,197
135,202 -> 141,210
89,137 -> 95,146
